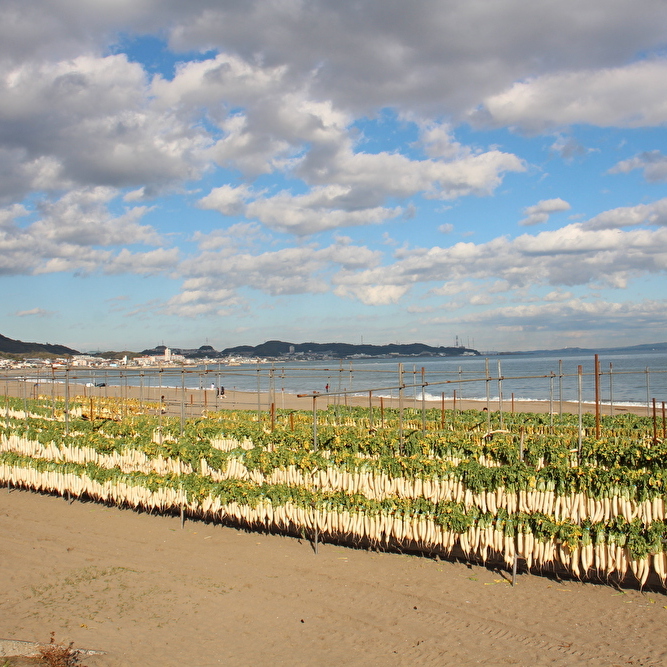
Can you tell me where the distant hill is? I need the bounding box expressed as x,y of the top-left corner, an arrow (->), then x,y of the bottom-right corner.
497,342 -> 667,356
137,340 -> 479,359
0,333 -> 79,357
220,340 -> 479,358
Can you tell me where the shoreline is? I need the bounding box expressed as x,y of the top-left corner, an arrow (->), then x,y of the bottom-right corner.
0,377 -> 654,418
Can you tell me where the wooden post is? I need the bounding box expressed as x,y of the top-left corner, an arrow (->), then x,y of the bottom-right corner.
312,394 -> 318,555
513,428 -> 525,587
398,363 -> 405,450
577,365 -> 583,462
421,367 -> 426,434
257,365 -> 262,423
64,367 -> 70,436
180,369 -> 185,437
180,482 -> 185,529
497,360 -> 503,429
441,392 -> 445,430
271,402 -> 276,431
380,396 -> 385,428
368,391 -> 373,430
594,354 -> 600,439
485,358 -> 491,432
312,395 -> 318,451
653,398 -> 658,444
549,372 -> 554,433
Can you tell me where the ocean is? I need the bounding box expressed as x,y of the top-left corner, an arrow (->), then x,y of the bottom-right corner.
46,348 -> 667,410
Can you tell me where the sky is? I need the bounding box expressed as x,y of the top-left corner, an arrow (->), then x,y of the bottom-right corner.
2,0 -> 667,354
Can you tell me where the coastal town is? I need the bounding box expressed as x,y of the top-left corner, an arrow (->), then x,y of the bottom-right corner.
0,347 -> 260,371
0,336 -> 481,371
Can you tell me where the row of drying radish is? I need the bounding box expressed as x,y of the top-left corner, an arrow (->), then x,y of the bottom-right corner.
0,459 -> 661,587
2,432 -> 662,527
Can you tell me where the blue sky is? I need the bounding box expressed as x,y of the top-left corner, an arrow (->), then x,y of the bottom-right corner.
2,0 -> 667,353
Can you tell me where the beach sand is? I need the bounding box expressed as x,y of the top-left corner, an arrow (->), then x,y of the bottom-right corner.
1,377 -> 652,418
1,488 -> 667,666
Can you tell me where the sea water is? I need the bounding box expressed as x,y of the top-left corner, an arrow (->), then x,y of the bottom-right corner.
52,348 -> 667,409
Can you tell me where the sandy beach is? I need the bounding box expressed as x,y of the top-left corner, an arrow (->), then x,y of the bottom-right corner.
0,376 -> 651,418
1,487 -> 666,666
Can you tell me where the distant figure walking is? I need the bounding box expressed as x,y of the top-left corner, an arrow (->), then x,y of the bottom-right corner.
325,384 -> 329,392
218,386 -> 225,397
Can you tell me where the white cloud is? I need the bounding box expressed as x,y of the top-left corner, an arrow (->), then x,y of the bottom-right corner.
298,143 -> 525,201
197,139 -> 524,236
162,286 -> 241,317
167,1 -> 667,116
550,135 -> 587,160
469,294 -> 498,306
327,221 -> 667,303
191,222 -> 269,252
176,239 -> 381,301
471,59 -> 667,132
13,307 -> 54,317
438,298 -> 667,334
334,283 -> 410,306
0,54 -> 209,201
154,236 -> 384,315
519,198 -> 571,226
105,247 -> 180,275
244,187 -> 403,235
415,121 -> 468,160
0,188 -> 172,276
31,187 -> 160,246
610,151 -> 667,182
583,198 -> 667,230
431,280 -> 476,296
543,290 -> 574,302
198,184 -> 254,216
